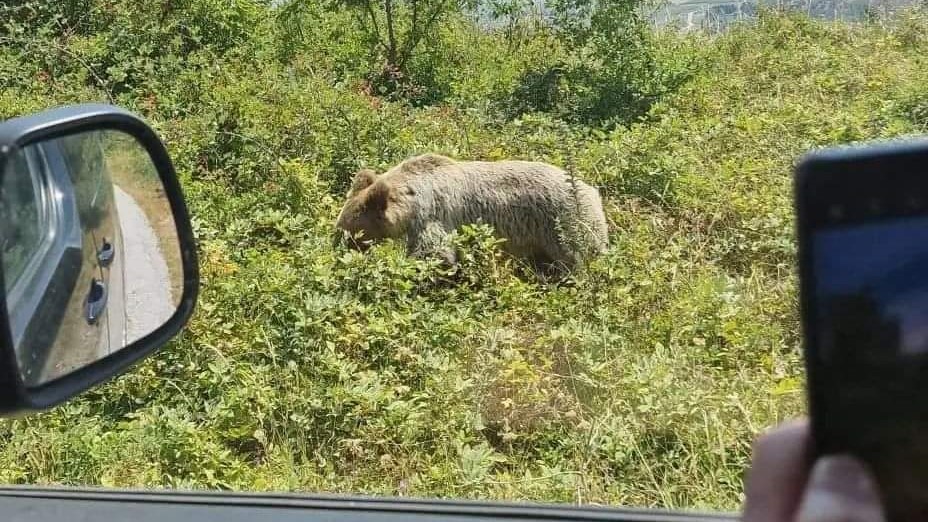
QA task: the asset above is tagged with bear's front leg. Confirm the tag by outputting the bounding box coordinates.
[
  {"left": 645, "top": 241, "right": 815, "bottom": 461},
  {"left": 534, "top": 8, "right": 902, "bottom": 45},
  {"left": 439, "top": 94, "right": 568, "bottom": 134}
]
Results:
[{"left": 407, "top": 221, "right": 457, "bottom": 267}]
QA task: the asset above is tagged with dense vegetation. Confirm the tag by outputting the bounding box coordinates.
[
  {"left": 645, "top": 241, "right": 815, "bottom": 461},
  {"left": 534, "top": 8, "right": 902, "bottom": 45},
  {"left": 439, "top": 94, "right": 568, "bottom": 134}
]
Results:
[{"left": 1, "top": 0, "right": 927, "bottom": 510}]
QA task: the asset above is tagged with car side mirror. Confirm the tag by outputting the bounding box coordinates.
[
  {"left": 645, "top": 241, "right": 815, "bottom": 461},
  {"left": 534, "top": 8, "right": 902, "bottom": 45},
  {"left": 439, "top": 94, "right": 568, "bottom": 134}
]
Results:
[{"left": 0, "top": 103, "right": 198, "bottom": 415}]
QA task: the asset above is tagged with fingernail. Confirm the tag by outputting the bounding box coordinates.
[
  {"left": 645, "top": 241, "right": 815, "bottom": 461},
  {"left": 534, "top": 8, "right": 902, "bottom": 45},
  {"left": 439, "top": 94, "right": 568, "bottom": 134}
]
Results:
[
  {"left": 798, "top": 455, "right": 886, "bottom": 522},
  {"left": 810, "top": 455, "right": 880, "bottom": 499}
]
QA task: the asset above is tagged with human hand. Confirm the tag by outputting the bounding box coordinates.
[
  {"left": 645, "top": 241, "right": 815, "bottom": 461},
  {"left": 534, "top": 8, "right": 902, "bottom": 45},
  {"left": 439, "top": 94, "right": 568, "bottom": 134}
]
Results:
[{"left": 742, "top": 418, "right": 885, "bottom": 522}]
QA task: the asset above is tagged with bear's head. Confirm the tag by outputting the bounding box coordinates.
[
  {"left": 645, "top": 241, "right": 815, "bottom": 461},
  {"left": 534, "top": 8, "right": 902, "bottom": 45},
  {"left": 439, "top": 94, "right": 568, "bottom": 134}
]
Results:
[{"left": 334, "top": 168, "right": 403, "bottom": 251}]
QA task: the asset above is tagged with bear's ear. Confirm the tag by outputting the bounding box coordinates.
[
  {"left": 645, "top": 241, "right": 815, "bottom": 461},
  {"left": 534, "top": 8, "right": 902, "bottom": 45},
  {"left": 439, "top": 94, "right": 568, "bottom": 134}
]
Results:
[
  {"left": 349, "top": 168, "right": 378, "bottom": 195},
  {"left": 363, "top": 182, "right": 390, "bottom": 213}
]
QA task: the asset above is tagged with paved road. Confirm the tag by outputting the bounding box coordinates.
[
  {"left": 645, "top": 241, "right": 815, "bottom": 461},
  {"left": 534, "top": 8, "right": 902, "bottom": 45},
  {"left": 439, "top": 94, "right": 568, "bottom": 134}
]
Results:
[{"left": 113, "top": 185, "right": 175, "bottom": 346}]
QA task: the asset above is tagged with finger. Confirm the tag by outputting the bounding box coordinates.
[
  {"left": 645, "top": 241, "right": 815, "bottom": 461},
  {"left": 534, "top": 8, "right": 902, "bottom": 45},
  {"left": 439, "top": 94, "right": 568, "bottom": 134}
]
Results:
[
  {"left": 743, "top": 418, "right": 812, "bottom": 522},
  {"left": 796, "top": 455, "right": 885, "bottom": 522}
]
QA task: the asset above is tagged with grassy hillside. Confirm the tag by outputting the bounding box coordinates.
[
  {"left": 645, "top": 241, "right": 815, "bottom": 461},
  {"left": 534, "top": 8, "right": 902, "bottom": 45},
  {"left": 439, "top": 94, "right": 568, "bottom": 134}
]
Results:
[{"left": 1, "top": 0, "right": 927, "bottom": 511}]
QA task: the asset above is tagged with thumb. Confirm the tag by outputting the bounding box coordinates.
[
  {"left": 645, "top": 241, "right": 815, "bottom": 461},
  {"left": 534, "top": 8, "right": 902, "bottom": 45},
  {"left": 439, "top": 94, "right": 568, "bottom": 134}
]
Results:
[{"left": 796, "top": 455, "right": 886, "bottom": 522}]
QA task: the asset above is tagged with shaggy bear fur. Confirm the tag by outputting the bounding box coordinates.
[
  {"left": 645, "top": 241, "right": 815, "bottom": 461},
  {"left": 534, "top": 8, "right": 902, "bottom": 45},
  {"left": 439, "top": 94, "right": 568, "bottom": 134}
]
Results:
[{"left": 334, "top": 153, "right": 608, "bottom": 273}]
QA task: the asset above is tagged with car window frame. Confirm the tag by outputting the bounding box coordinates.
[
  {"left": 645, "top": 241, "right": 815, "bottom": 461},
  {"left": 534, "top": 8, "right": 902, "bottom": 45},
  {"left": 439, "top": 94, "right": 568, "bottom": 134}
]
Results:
[
  {"left": 0, "top": 486, "right": 738, "bottom": 522},
  {"left": 2, "top": 146, "right": 54, "bottom": 290},
  {"left": 4, "top": 146, "right": 58, "bottom": 345},
  {"left": 4, "top": 143, "right": 82, "bottom": 354}
]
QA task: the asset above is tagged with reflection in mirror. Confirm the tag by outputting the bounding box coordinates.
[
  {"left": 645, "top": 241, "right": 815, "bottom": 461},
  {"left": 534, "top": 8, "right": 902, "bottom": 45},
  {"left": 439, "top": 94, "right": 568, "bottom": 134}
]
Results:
[{"left": 0, "top": 130, "right": 183, "bottom": 387}]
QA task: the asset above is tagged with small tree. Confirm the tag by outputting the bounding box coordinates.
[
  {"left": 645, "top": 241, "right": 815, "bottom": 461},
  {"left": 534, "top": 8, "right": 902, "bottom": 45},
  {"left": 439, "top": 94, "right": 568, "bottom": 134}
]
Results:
[
  {"left": 338, "top": 0, "right": 473, "bottom": 96},
  {"left": 505, "top": 0, "right": 697, "bottom": 127},
  {"left": 485, "top": 0, "right": 536, "bottom": 49}
]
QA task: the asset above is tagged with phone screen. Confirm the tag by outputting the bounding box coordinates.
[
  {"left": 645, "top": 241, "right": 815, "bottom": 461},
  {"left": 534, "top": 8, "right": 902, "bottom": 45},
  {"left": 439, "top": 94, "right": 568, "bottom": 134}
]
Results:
[{"left": 813, "top": 216, "right": 928, "bottom": 520}]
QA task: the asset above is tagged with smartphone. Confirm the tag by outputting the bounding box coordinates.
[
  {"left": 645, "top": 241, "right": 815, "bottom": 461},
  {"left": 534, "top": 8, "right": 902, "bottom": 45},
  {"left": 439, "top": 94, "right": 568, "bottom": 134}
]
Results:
[{"left": 796, "top": 138, "right": 928, "bottom": 521}]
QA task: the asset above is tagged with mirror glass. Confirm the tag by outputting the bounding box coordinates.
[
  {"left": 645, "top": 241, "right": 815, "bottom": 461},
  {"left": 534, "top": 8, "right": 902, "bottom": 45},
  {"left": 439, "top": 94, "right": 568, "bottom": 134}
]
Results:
[{"left": 0, "top": 129, "right": 183, "bottom": 387}]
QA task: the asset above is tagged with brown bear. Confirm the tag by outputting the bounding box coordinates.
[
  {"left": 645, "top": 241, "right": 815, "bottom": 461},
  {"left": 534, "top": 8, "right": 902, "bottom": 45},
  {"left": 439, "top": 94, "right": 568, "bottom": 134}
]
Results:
[{"left": 334, "top": 153, "right": 608, "bottom": 273}]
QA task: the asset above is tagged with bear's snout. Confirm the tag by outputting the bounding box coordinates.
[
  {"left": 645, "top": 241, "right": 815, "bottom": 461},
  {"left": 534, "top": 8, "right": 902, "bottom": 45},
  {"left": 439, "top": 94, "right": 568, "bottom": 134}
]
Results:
[{"left": 333, "top": 228, "right": 376, "bottom": 252}]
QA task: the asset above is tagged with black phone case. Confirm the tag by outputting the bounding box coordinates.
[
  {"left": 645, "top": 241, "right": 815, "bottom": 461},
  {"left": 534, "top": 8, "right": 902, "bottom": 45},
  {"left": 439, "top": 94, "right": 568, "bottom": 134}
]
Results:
[{"left": 795, "top": 138, "right": 928, "bottom": 520}]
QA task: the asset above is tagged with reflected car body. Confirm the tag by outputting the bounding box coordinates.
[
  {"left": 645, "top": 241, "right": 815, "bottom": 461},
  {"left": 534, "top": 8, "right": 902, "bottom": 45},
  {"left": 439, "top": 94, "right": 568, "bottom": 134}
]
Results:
[{"left": 1, "top": 135, "right": 126, "bottom": 386}]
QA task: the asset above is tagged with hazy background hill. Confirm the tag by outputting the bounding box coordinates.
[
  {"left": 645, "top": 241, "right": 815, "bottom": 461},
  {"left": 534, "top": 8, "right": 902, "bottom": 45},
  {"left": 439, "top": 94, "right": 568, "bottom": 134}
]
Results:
[
  {"left": 468, "top": 0, "right": 918, "bottom": 31},
  {"left": 651, "top": 0, "right": 916, "bottom": 30}
]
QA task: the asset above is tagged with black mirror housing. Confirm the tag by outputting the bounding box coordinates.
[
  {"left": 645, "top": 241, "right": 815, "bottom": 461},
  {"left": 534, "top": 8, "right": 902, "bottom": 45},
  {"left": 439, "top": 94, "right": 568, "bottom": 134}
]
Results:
[{"left": 0, "top": 103, "right": 198, "bottom": 416}]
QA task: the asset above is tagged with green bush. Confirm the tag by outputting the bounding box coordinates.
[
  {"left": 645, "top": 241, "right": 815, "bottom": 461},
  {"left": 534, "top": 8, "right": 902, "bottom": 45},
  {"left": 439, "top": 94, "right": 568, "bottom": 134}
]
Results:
[{"left": 502, "top": 0, "right": 698, "bottom": 126}]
